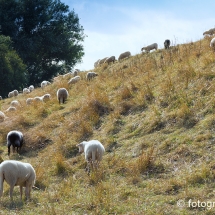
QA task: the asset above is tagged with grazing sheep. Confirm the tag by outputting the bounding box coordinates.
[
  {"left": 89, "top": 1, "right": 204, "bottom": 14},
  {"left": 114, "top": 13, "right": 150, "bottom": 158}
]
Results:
[
  {"left": 26, "top": 98, "right": 34, "bottom": 105},
  {"left": 41, "top": 80, "right": 51, "bottom": 89},
  {"left": 63, "top": 72, "right": 72, "bottom": 79},
  {"left": 118, "top": 51, "right": 131, "bottom": 61},
  {"left": 0, "top": 160, "right": 36, "bottom": 201},
  {"left": 7, "top": 130, "right": 23, "bottom": 156},
  {"left": 164, "top": 39, "right": 170, "bottom": 49},
  {"left": 99, "top": 57, "right": 109, "bottom": 65},
  {"left": 57, "top": 88, "right": 69, "bottom": 104},
  {"left": 42, "top": 93, "right": 51, "bottom": 102},
  {"left": 0, "top": 111, "right": 5, "bottom": 122},
  {"left": 86, "top": 72, "right": 98, "bottom": 81},
  {"left": 94, "top": 59, "right": 100, "bottom": 68},
  {"left": 11, "top": 100, "right": 20, "bottom": 108},
  {"left": 23, "top": 88, "right": 30, "bottom": 94},
  {"left": 77, "top": 140, "right": 105, "bottom": 172},
  {"left": 210, "top": 37, "right": 215, "bottom": 50},
  {"left": 6, "top": 106, "right": 17, "bottom": 112},
  {"left": 13, "top": 90, "right": 19, "bottom": 97},
  {"left": 104, "top": 56, "right": 116, "bottom": 64},
  {"left": 68, "top": 76, "right": 81, "bottom": 85},
  {"left": 8, "top": 91, "right": 14, "bottom": 98},
  {"left": 203, "top": 28, "right": 215, "bottom": 36},
  {"left": 33, "top": 96, "right": 43, "bottom": 102},
  {"left": 29, "top": 85, "right": 34, "bottom": 92},
  {"left": 141, "top": 43, "right": 158, "bottom": 53}
]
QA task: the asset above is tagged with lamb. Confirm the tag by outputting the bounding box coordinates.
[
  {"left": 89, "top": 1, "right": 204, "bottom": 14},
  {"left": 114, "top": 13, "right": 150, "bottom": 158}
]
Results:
[
  {"left": 210, "top": 37, "right": 215, "bottom": 50},
  {"left": 164, "top": 39, "right": 170, "bottom": 49},
  {"left": 42, "top": 93, "right": 51, "bottom": 102},
  {"left": 0, "top": 160, "right": 36, "bottom": 201},
  {"left": 41, "top": 80, "right": 51, "bottom": 89},
  {"left": 7, "top": 130, "right": 23, "bottom": 156},
  {"left": 23, "top": 88, "right": 30, "bottom": 94},
  {"left": 104, "top": 56, "right": 116, "bottom": 64},
  {"left": 57, "top": 88, "right": 69, "bottom": 104},
  {"left": 118, "top": 51, "right": 131, "bottom": 61},
  {"left": 29, "top": 85, "right": 34, "bottom": 92},
  {"left": 77, "top": 140, "right": 105, "bottom": 172},
  {"left": 86, "top": 72, "right": 98, "bottom": 81},
  {"left": 141, "top": 43, "right": 158, "bottom": 53},
  {"left": 203, "top": 28, "right": 215, "bottom": 36},
  {"left": 0, "top": 111, "right": 5, "bottom": 122},
  {"left": 68, "top": 76, "right": 81, "bottom": 85}
]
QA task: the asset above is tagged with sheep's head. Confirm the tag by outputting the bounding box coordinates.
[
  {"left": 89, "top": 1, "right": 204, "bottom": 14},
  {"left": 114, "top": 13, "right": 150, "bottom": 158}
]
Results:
[{"left": 77, "top": 142, "right": 85, "bottom": 153}]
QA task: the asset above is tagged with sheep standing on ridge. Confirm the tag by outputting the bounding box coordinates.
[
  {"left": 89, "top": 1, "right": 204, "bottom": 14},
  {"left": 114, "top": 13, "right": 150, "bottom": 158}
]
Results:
[
  {"left": 7, "top": 130, "right": 23, "bottom": 156},
  {"left": 57, "top": 88, "right": 69, "bottom": 104},
  {"left": 164, "top": 39, "right": 170, "bottom": 49},
  {"left": 29, "top": 85, "right": 34, "bottom": 92},
  {"left": 8, "top": 90, "right": 19, "bottom": 98},
  {"left": 141, "top": 43, "right": 158, "bottom": 53},
  {"left": 77, "top": 140, "right": 105, "bottom": 173},
  {"left": 86, "top": 72, "right": 98, "bottom": 81},
  {"left": 0, "top": 160, "right": 36, "bottom": 201},
  {"left": 23, "top": 88, "right": 30, "bottom": 94},
  {"left": 210, "top": 37, "right": 215, "bottom": 51},
  {"left": 94, "top": 59, "right": 100, "bottom": 68},
  {"left": 203, "top": 28, "right": 215, "bottom": 36},
  {"left": 68, "top": 76, "right": 81, "bottom": 85},
  {"left": 104, "top": 56, "right": 116, "bottom": 64},
  {"left": 99, "top": 57, "right": 109, "bottom": 65},
  {"left": 118, "top": 51, "right": 131, "bottom": 61}
]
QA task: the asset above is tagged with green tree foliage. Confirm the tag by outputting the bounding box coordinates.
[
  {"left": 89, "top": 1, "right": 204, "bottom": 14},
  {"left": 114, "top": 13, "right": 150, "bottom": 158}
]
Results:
[
  {"left": 0, "top": 0, "right": 85, "bottom": 85},
  {"left": 0, "top": 35, "right": 27, "bottom": 98}
]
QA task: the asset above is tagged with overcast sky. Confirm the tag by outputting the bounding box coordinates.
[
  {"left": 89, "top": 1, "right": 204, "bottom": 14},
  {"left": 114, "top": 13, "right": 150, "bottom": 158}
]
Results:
[{"left": 61, "top": 0, "right": 215, "bottom": 71}]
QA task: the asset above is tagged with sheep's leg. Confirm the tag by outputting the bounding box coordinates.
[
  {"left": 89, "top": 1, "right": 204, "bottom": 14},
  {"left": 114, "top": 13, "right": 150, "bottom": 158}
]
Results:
[
  {"left": 8, "top": 146, "right": 10, "bottom": 156},
  {"left": 9, "top": 185, "right": 14, "bottom": 201},
  {"left": 25, "top": 186, "right": 30, "bottom": 200},
  {"left": 20, "top": 186, "right": 23, "bottom": 200},
  {"left": 91, "top": 151, "right": 96, "bottom": 169}
]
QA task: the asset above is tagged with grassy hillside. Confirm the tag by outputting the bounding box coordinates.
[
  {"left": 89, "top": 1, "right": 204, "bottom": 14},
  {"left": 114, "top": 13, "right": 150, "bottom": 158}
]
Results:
[{"left": 1, "top": 36, "right": 215, "bottom": 214}]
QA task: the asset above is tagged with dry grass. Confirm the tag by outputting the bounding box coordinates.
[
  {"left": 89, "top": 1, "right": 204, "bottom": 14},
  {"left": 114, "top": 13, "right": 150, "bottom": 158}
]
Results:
[{"left": 1, "top": 36, "right": 215, "bottom": 214}]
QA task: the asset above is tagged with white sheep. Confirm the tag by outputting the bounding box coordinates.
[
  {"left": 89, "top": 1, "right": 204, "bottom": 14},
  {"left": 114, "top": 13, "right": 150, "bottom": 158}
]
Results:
[
  {"left": 0, "top": 160, "right": 36, "bottom": 201},
  {"left": 104, "top": 56, "right": 116, "bottom": 64},
  {"left": 210, "top": 37, "right": 215, "bottom": 50},
  {"left": 6, "top": 106, "right": 17, "bottom": 112},
  {"left": 0, "top": 111, "right": 5, "bottom": 122},
  {"left": 203, "top": 28, "right": 215, "bottom": 36},
  {"left": 0, "top": 96, "right": 2, "bottom": 100},
  {"left": 8, "top": 90, "right": 18, "bottom": 98},
  {"left": 13, "top": 90, "right": 19, "bottom": 97},
  {"left": 99, "top": 57, "right": 109, "bottom": 65},
  {"left": 164, "top": 39, "right": 170, "bottom": 49},
  {"left": 26, "top": 98, "right": 34, "bottom": 105},
  {"left": 7, "top": 130, "right": 23, "bottom": 156},
  {"left": 77, "top": 140, "right": 105, "bottom": 172},
  {"left": 29, "top": 85, "right": 34, "bottom": 92},
  {"left": 141, "top": 43, "right": 158, "bottom": 53},
  {"left": 42, "top": 93, "right": 51, "bottom": 102},
  {"left": 23, "top": 88, "right": 30, "bottom": 94},
  {"left": 86, "top": 72, "right": 98, "bottom": 81},
  {"left": 63, "top": 72, "right": 73, "bottom": 79},
  {"left": 33, "top": 96, "right": 43, "bottom": 102},
  {"left": 57, "top": 88, "right": 69, "bottom": 104},
  {"left": 118, "top": 51, "right": 131, "bottom": 61},
  {"left": 41, "top": 80, "right": 51, "bottom": 89},
  {"left": 94, "top": 59, "right": 100, "bottom": 68},
  {"left": 11, "top": 100, "right": 20, "bottom": 108},
  {"left": 68, "top": 76, "right": 81, "bottom": 85}
]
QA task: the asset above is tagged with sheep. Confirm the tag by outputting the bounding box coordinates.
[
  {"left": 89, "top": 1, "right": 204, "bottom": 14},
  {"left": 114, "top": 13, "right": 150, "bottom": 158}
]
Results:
[
  {"left": 203, "top": 28, "right": 215, "bottom": 36},
  {"left": 141, "top": 43, "right": 158, "bottom": 53},
  {"left": 11, "top": 100, "right": 20, "bottom": 108},
  {"left": 77, "top": 140, "right": 105, "bottom": 172},
  {"left": 57, "top": 88, "right": 69, "bottom": 104},
  {"left": 68, "top": 76, "right": 81, "bottom": 85},
  {"left": 94, "top": 59, "right": 100, "bottom": 68},
  {"left": 8, "top": 90, "right": 18, "bottom": 98},
  {"left": 0, "top": 96, "right": 2, "bottom": 100},
  {"left": 63, "top": 72, "right": 73, "bottom": 79},
  {"left": 99, "top": 57, "right": 109, "bottom": 65},
  {"left": 41, "top": 80, "right": 51, "bottom": 89},
  {"left": 210, "top": 37, "right": 215, "bottom": 50},
  {"left": 86, "top": 72, "right": 98, "bottom": 81},
  {"left": 33, "top": 96, "right": 43, "bottom": 102},
  {"left": 29, "top": 85, "right": 34, "bottom": 92},
  {"left": 6, "top": 106, "right": 17, "bottom": 112},
  {"left": 26, "top": 98, "right": 34, "bottom": 105},
  {"left": 118, "top": 51, "right": 131, "bottom": 61},
  {"left": 104, "top": 56, "right": 116, "bottom": 64},
  {"left": 0, "top": 111, "right": 5, "bottom": 122},
  {"left": 7, "top": 130, "right": 23, "bottom": 156},
  {"left": 42, "top": 93, "right": 51, "bottom": 102},
  {"left": 164, "top": 39, "right": 170, "bottom": 49},
  {"left": 13, "top": 90, "right": 19, "bottom": 97},
  {"left": 0, "top": 160, "right": 36, "bottom": 201},
  {"left": 23, "top": 88, "right": 30, "bottom": 94}
]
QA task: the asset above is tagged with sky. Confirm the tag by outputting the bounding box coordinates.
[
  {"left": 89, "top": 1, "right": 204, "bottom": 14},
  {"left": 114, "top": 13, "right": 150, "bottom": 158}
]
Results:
[{"left": 61, "top": 0, "right": 215, "bottom": 71}]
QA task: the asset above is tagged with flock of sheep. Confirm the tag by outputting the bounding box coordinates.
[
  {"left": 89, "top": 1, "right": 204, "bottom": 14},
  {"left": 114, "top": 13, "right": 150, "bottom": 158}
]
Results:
[{"left": 1, "top": 27, "right": 215, "bottom": 201}]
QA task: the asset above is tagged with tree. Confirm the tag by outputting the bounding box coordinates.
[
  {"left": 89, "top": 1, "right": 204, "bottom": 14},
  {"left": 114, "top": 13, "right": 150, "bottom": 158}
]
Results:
[
  {"left": 0, "top": 35, "right": 27, "bottom": 98},
  {"left": 0, "top": 0, "right": 85, "bottom": 85}
]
